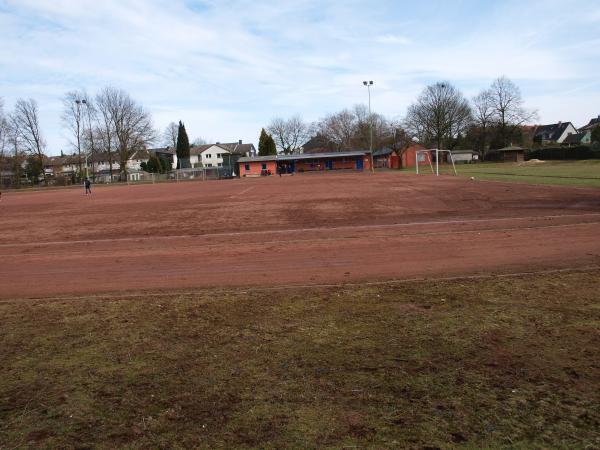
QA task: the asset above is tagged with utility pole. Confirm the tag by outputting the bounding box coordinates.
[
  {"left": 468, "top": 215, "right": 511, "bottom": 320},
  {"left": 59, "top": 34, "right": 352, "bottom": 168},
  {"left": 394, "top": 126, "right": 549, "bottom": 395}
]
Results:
[{"left": 362, "top": 81, "right": 375, "bottom": 173}]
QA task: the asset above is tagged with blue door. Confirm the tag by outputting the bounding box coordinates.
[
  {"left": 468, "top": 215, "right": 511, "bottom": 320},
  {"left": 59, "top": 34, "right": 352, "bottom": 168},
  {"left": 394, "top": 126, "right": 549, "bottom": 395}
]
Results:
[
  {"left": 326, "top": 160, "right": 333, "bottom": 170},
  {"left": 356, "top": 158, "right": 364, "bottom": 170}
]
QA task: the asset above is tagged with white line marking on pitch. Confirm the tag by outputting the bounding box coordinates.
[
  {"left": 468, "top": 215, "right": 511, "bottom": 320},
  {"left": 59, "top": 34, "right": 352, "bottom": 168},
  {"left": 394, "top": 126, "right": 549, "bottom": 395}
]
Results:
[
  {"left": 1, "top": 212, "right": 600, "bottom": 249},
  {"left": 229, "top": 186, "right": 255, "bottom": 198},
  {"left": 4, "top": 265, "right": 599, "bottom": 303}
]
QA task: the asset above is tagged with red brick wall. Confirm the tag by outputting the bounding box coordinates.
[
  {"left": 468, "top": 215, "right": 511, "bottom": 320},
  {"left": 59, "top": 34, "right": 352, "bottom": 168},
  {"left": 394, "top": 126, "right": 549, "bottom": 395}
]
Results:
[{"left": 401, "top": 145, "right": 429, "bottom": 168}]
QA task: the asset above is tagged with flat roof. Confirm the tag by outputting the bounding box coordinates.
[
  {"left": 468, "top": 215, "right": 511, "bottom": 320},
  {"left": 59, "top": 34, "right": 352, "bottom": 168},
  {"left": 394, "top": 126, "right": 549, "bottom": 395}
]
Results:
[{"left": 238, "top": 150, "right": 369, "bottom": 163}]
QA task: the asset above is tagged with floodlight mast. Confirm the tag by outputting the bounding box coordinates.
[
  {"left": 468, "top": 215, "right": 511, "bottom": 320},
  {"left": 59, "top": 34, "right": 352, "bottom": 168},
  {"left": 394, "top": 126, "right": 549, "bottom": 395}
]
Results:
[{"left": 362, "top": 80, "right": 375, "bottom": 173}]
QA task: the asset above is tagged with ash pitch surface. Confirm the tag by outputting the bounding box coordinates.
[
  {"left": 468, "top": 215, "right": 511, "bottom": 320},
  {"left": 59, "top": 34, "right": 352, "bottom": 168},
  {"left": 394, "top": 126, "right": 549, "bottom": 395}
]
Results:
[{"left": 1, "top": 172, "right": 600, "bottom": 299}]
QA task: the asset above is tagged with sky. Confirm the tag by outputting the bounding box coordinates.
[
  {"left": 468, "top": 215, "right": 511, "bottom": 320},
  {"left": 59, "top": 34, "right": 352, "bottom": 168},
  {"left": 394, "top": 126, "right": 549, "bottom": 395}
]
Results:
[{"left": 1, "top": 0, "right": 599, "bottom": 155}]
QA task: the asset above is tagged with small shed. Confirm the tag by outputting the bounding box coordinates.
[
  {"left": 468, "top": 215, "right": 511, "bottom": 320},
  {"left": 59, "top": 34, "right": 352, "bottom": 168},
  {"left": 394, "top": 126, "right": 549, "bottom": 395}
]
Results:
[
  {"left": 487, "top": 146, "right": 526, "bottom": 162},
  {"left": 446, "top": 149, "right": 479, "bottom": 164}
]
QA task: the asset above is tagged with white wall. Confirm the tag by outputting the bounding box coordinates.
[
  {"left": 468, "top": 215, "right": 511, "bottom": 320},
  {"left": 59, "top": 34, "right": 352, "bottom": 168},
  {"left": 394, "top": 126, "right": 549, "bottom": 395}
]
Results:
[
  {"left": 557, "top": 123, "right": 578, "bottom": 143},
  {"left": 200, "top": 145, "right": 230, "bottom": 167}
]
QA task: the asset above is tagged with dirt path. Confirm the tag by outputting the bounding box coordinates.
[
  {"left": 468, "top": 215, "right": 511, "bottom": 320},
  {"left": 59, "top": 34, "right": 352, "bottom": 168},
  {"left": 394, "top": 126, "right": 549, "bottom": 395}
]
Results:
[{"left": 1, "top": 173, "right": 599, "bottom": 299}]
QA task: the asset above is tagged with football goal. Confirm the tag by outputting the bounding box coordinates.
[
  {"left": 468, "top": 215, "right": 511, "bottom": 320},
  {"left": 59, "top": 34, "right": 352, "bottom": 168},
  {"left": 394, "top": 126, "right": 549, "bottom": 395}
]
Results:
[{"left": 415, "top": 149, "right": 457, "bottom": 176}]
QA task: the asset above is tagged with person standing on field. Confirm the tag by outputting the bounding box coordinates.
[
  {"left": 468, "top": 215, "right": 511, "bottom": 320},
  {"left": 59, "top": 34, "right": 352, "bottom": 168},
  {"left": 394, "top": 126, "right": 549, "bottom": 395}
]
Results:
[{"left": 84, "top": 178, "right": 92, "bottom": 195}]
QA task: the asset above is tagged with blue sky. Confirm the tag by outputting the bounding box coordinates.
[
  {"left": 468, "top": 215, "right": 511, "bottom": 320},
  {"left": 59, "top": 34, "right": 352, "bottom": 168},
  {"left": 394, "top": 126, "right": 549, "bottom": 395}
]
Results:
[{"left": 1, "top": 0, "right": 599, "bottom": 155}]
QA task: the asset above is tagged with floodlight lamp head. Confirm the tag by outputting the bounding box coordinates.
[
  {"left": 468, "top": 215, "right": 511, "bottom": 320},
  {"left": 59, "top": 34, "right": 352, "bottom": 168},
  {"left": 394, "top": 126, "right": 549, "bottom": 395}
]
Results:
[
  {"left": 363, "top": 81, "right": 367, "bottom": 85},
  {"left": 81, "top": 99, "right": 87, "bottom": 104},
  {"left": 75, "top": 100, "right": 81, "bottom": 104},
  {"left": 369, "top": 81, "right": 373, "bottom": 85}
]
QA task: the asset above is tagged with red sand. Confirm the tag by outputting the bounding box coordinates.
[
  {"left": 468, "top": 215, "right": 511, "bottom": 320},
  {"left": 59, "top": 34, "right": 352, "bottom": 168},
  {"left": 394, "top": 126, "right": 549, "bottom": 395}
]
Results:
[{"left": 1, "top": 172, "right": 600, "bottom": 299}]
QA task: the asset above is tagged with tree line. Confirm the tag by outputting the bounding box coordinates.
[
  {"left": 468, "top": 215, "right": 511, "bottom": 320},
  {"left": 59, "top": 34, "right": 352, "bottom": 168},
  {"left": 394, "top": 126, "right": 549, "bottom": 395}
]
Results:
[
  {"left": 0, "top": 87, "right": 156, "bottom": 186},
  {"left": 262, "top": 76, "right": 539, "bottom": 161}
]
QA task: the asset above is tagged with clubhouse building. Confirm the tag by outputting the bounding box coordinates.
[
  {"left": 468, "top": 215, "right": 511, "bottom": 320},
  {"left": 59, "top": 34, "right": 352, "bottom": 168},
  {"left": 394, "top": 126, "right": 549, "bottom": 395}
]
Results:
[{"left": 237, "top": 150, "right": 372, "bottom": 176}]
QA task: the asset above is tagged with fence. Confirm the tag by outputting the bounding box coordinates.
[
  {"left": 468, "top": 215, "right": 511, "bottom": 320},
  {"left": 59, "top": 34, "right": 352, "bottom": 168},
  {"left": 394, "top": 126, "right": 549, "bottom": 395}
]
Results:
[{"left": 126, "top": 167, "right": 235, "bottom": 184}]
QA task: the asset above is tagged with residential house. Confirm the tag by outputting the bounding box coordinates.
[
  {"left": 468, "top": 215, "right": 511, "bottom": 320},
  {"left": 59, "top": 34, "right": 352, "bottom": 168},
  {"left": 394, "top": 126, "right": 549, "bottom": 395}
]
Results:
[
  {"left": 533, "top": 122, "right": 578, "bottom": 145},
  {"left": 193, "top": 140, "right": 256, "bottom": 168},
  {"left": 578, "top": 115, "right": 600, "bottom": 133},
  {"left": 148, "top": 147, "right": 177, "bottom": 170},
  {"left": 562, "top": 131, "right": 592, "bottom": 146}
]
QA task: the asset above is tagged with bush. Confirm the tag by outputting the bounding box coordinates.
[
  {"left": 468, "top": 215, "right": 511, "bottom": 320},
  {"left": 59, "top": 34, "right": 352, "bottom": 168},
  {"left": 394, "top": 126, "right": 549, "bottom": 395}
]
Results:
[{"left": 526, "top": 145, "right": 599, "bottom": 160}]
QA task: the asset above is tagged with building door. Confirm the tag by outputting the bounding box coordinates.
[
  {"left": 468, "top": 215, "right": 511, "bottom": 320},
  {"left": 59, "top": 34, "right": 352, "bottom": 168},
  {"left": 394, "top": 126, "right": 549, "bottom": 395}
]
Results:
[
  {"left": 326, "top": 160, "right": 333, "bottom": 170},
  {"left": 356, "top": 158, "right": 364, "bottom": 170}
]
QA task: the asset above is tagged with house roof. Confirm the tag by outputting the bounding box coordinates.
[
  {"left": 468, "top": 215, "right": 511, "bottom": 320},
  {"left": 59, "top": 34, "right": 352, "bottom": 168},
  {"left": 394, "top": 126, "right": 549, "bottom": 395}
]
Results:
[
  {"left": 534, "top": 122, "right": 574, "bottom": 141},
  {"left": 238, "top": 150, "right": 370, "bottom": 163},
  {"left": 189, "top": 142, "right": 256, "bottom": 156},
  {"left": 579, "top": 116, "right": 600, "bottom": 132},
  {"left": 148, "top": 146, "right": 175, "bottom": 154},
  {"left": 372, "top": 148, "right": 394, "bottom": 157}
]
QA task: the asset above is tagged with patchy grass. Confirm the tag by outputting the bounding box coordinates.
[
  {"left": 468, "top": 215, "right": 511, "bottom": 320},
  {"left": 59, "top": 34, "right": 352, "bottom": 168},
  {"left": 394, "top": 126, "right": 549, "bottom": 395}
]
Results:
[
  {"left": 1, "top": 270, "right": 599, "bottom": 448},
  {"left": 454, "top": 160, "right": 600, "bottom": 187}
]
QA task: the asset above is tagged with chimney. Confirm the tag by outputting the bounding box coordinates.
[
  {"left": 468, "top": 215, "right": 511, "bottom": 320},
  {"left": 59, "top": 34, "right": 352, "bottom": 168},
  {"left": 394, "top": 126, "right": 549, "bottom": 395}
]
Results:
[
  {"left": 239, "top": 139, "right": 242, "bottom": 145},
  {"left": 557, "top": 121, "right": 562, "bottom": 126},
  {"left": 216, "top": 141, "right": 220, "bottom": 144}
]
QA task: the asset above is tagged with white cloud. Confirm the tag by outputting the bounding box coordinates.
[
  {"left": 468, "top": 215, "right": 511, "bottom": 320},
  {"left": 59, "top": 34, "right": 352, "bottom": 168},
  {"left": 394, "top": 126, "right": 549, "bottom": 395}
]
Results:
[
  {"left": 0, "top": 0, "right": 599, "bottom": 154},
  {"left": 375, "top": 34, "right": 410, "bottom": 45}
]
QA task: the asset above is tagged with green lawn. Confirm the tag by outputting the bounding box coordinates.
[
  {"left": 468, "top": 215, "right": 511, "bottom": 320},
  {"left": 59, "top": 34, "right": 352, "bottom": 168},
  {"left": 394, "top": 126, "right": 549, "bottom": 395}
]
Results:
[
  {"left": 1, "top": 270, "right": 599, "bottom": 448},
  {"left": 452, "top": 160, "right": 600, "bottom": 187}
]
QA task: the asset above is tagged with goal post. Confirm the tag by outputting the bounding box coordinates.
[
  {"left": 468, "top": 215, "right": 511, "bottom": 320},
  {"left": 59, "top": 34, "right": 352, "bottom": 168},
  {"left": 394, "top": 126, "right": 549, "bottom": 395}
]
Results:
[{"left": 416, "top": 149, "right": 457, "bottom": 176}]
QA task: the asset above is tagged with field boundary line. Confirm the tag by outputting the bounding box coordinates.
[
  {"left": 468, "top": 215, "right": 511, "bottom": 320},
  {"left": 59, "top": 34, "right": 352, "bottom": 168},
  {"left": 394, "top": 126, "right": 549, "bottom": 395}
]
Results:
[
  {"left": 2, "top": 220, "right": 600, "bottom": 257},
  {"left": 464, "top": 171, "right": 600, "bottom": 180},
  {"left": 4, "top": 265, "right": 599, "bottom": 303},
  {"left": 2, "top": 212, "right": 600, "bottom": 249}
]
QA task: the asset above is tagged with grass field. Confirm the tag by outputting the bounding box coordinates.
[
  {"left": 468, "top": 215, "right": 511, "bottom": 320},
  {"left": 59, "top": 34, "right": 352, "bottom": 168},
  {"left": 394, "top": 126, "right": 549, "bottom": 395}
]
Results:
[
  {"left": 452, "top": 160, "right": 600, "bottom": 187},
  {"left": 1, "top": 269, "right": 599, "bottom": 449}
]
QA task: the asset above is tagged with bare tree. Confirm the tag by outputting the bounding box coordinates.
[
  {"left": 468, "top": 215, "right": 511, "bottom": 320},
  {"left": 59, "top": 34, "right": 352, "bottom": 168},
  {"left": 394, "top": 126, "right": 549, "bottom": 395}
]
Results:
[
  {"left": 13, "top": 98, "right": 47, "bottom": 185},
  {"left": 6, "top": 111, "right": 24, "bottom": 186},
  {"left": 192, "top": 137, "right": 207, "bottom": 146},
  {"left": 316, "top": 109, "right": 357, "bottom": 150},
  {"left": 81, "top": 98, "right": 99, "bottom": 180},
  {"left": 471, "top": 90, "right": 495, "bottom": 156},
  {"left": 163, "top": 122, "right": 178, "bottom": 148},
  {"left": 0, "top": 98, "right": 8, "bottom": 160},
  {"left": 404, "top": 82, "right": 472, "bottom": 149},
  {"left": 61, "top": 91, "right": 89, "bottom": 177},
  {"left": 488, "top": 76, "right": 537, "bottom": 147},
  {"left": 267, "top": 115, "right": 310, "bottom": 154},
  {"left": 96, "top": 87, "right": 156, "bottom": 180},
  {"left": 95, "top": 92, "right": 117, "bottom": 180}
]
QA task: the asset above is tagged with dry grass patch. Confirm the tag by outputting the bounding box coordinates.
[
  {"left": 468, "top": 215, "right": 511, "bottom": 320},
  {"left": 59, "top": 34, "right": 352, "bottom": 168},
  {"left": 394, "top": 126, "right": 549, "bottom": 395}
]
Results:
[{"left": 1, "top": 271, "right": 599, "bottom": 448}]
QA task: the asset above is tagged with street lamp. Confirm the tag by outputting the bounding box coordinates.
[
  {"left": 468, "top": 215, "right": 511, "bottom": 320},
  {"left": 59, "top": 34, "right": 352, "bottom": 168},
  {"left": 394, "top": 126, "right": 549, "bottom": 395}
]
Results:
[{"left": 362, "top": 81, "right": 375, "bottom": 173}]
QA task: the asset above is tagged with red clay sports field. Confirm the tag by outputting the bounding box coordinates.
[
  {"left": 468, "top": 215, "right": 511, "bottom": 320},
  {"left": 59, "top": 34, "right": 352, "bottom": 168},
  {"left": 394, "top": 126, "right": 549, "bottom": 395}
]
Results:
[{"left": 1, "top": 171, "right": 600, "bottom": 299}]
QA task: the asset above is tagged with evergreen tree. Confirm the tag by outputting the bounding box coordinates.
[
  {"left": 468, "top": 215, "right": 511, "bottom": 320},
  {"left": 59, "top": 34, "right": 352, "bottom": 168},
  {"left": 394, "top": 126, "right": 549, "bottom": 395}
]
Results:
[
  {"left": 258, "top": 128, "right": 277, "bottom": 156},
  {"left": 176, "top": 120, "right": 191, "bottom": 168},
  {"left": 146, "top": 154, "right": 163, "bottom": 173},
  {"left": 266, "top": 133, "right": 277, "bottom": 155},
  {"left": 258, "top": 128, "right": 269, "bottom": 156}
]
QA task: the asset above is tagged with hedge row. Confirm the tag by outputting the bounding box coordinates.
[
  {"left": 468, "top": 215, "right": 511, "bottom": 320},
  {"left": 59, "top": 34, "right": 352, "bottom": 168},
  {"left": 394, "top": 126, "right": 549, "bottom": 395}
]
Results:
[{"left": 526, "top": 145, "right": 600, "bottom": 160}]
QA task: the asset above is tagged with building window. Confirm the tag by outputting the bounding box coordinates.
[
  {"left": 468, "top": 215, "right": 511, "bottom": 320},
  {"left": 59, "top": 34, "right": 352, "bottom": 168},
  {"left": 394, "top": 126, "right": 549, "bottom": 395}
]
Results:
[
  {"left": 217, "top": 163, "right": 222, "bottom": 167},
  {"left": 262, "top": 163, "right": 267, "bottom": 170},
  {"left": 245, "top": 164, "right": 250, "bottom": 171},
  {"left": 206, "top": 163, "right": 213, "bottom": 167},
  {"left": 205, "top": 154, "right": 211, "bottom": 158}
]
